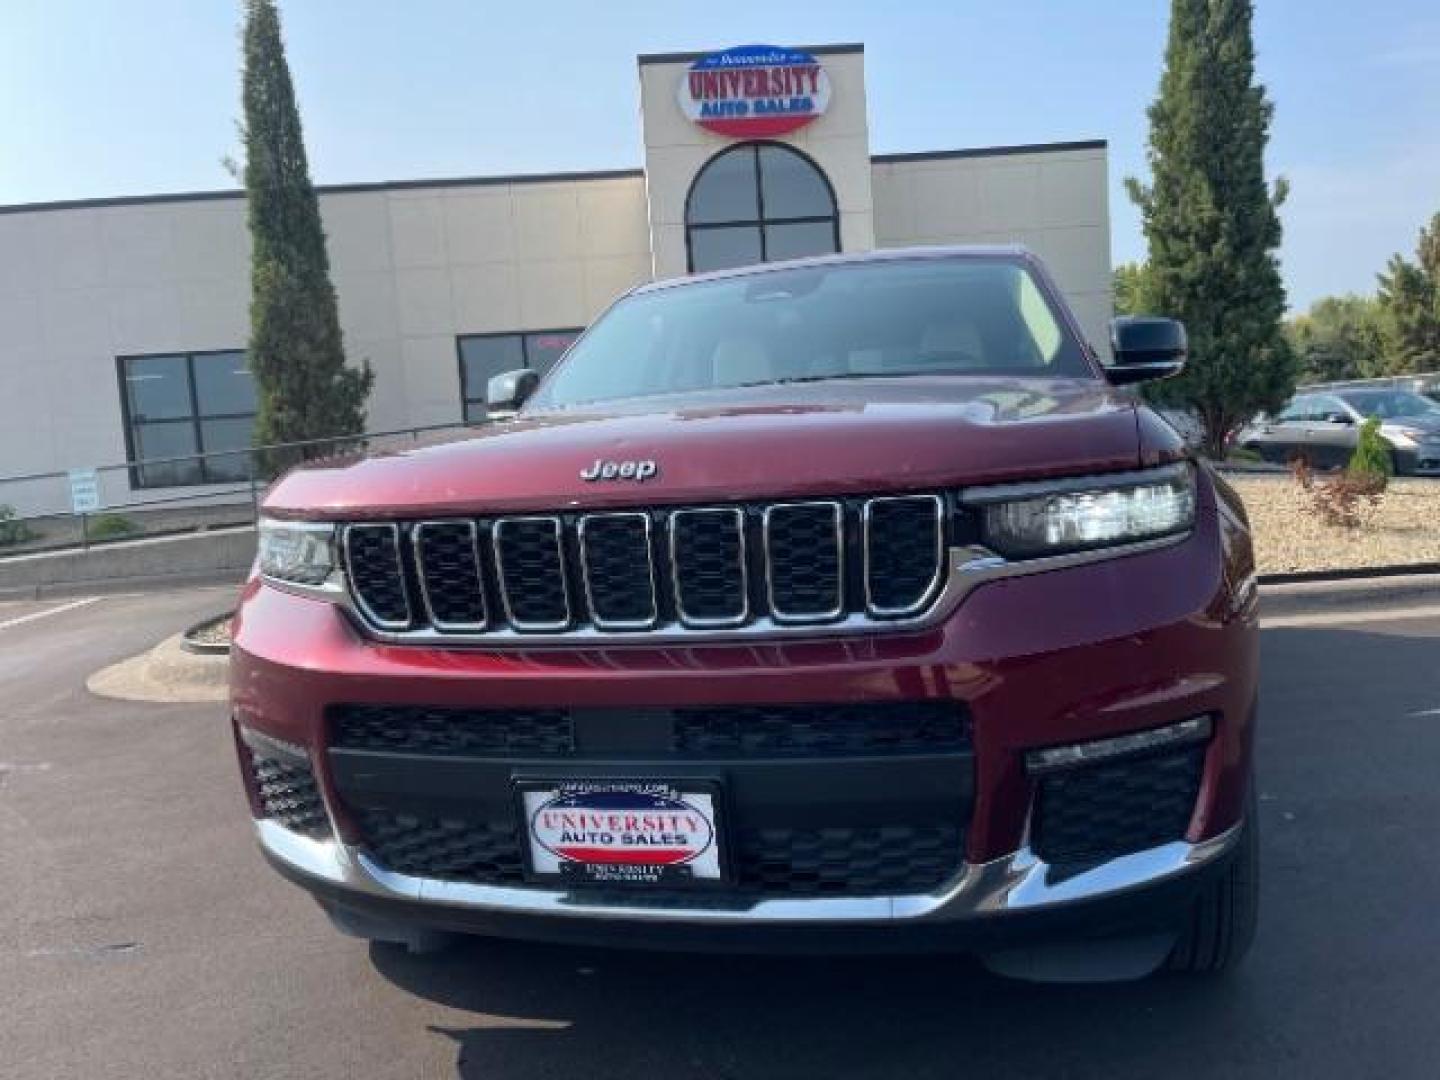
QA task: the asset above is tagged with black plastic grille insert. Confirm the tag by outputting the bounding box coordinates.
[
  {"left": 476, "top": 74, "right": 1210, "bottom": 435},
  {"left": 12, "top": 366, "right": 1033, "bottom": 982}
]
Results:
[
  {"left": 252, "top": 754, "right": 329, "bottom": 839},
  {"left": 334, "top": 493, "right": 952, "bottom": 637},
  {"left": 494, "top": 518, "right": 569, "bottom": 627},
  {"left": 332, "top": 705, "right": 575, "bottom": 756},
  {"left": 1032, "top": 746, "right": 1205, "bottom": 866},
  {"left": 766, "top": 502, "right": 842, "bottom": 619},
  {"left": 345, "top": 524, "right": 411, "bottom": 626},
  {"left": 580, "top": 514, "right": 657, "bottom": 627},
  {"left": 865, "top": 496, "right": 944, "bottom": 614},
  {"left": 414, "top": 522, "right": 486, "bottom": 627},
  {"left": 673, "top": 702, "right": 968, "bottom": 757},
  {"left": 352, "top": 811, "right": 962, "bottom": 896},
  {"left": 671, "top": 508, "right": 747, "bottom": 624}
]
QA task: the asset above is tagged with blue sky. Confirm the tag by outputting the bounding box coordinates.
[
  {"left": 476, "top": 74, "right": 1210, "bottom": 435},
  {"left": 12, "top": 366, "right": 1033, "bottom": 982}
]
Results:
[{"left": 2, "top": 0, "right": 1437, "bottom": 310}]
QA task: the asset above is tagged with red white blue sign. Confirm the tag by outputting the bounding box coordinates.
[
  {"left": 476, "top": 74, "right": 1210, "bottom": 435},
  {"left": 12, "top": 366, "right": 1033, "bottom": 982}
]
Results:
[
  {"left": 523, "top": 782, "right": 722, "bottom": 885},
  {"left": 678, "top": 45, "right": 831, "bottom": 139}
]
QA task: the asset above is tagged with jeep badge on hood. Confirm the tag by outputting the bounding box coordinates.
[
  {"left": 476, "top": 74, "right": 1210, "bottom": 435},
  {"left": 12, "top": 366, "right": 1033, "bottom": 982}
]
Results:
[{"left": 580, "top": 459, "right": 658, "bottom": 482}]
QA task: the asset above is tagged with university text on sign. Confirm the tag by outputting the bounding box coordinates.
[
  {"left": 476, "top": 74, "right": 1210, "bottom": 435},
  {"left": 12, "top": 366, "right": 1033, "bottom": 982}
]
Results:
[{"left": 678, "top": 45, "right": 831, "bottom": 138}]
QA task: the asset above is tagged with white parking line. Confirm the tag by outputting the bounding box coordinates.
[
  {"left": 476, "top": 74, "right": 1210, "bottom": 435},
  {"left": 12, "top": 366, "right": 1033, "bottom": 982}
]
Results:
[
  {"left": 1262, "top": 604, "right": 1440, "bottom": 630},
  {"left": 0, "top": 597, "right": 102, "bottom": 632}
]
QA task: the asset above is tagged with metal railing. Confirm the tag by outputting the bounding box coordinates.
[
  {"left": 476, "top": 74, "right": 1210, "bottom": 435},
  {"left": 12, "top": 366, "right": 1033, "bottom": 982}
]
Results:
[{"left": 0, "top": 422, "right": 477, "bottom": 555}]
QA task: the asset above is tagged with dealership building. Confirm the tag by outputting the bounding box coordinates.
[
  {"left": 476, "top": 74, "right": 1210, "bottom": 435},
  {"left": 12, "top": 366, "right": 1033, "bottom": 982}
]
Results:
[{"left": 0, "top": 43, "right": 1111, "bottom": 513}]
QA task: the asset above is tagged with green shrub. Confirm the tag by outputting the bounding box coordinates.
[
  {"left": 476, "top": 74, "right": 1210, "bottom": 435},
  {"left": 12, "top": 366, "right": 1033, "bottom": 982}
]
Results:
[
  {"left": 0, "top": 504, "right": 34, "bottom": 547},
  {"left": 88, "top": 513, "right": 139, "bottom": 541},
  {"left": 1349, "top": 417, "right": 1393, "bottom": 484}
]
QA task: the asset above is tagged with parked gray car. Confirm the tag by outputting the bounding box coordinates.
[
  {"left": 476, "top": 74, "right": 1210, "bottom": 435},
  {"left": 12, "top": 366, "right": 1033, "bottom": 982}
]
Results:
[{"left": 1241, "top": 389, "right": 1440, "bottom": 474}]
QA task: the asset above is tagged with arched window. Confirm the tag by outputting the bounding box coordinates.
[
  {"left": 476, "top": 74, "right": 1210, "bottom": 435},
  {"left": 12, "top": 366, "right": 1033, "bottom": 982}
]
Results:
[{"left": 685, "top": 142, "right": 839, "bottom": 273}]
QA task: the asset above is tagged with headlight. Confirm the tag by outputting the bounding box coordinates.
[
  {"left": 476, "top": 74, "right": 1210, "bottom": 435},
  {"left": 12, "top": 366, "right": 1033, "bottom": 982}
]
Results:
[
  {"left": 967, "top": 464, "right": 1196, "bottom": 559},
  {"left": 257, "top": 518, "right": 337, "bottom": 585}
]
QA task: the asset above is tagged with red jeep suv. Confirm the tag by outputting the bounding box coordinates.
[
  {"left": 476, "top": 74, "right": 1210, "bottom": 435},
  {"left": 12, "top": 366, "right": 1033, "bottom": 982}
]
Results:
[{"left": 232, "top": 248, "right": 1259, "bottom": 981}]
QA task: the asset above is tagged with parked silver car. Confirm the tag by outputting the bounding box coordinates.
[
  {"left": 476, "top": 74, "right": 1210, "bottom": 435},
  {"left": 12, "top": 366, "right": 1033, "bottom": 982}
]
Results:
[{"left": 1241, "top": 389, "right": 1440, "bottom": 474}]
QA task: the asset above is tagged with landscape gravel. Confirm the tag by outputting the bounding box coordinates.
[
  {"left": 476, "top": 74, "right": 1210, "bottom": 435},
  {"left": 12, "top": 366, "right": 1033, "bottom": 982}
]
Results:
[{"left": 1226, "top": 474, "right": 1440, "bottom": 575}]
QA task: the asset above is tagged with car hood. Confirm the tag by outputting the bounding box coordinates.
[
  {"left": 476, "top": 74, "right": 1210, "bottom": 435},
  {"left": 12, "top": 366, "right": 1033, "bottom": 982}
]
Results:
[
  {"left": 264, "top": 377, "right": 1143, "bottom": 519},
  {"left": 1382, "top": 413, "right": 1440, "bottom": 434}
]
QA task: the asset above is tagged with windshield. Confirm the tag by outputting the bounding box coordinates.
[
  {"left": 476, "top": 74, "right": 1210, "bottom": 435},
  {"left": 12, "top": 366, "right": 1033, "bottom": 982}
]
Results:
[
  {"left": 529, "top": 257, "right": 1092, "bottom": 409},
  {"left": 1338, "top": 390, "right": 1440, "bottom": 420}
]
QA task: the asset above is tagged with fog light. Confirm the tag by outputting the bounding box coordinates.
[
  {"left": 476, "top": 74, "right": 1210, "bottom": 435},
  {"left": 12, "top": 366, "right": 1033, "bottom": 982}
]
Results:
[{"left": 1024, "top": 715, "right": 1212, "bottom": 776}]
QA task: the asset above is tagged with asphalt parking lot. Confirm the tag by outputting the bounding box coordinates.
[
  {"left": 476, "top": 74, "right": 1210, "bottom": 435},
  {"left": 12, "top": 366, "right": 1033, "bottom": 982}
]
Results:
[{"left": 4, "top": 586, "right": 1440, "bottom": 1079}]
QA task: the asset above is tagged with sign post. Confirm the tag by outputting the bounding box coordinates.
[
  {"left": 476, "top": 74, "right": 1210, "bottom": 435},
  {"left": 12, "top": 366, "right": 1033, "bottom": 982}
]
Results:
[{"left": 68, "top": 468, "right": 100, "bottom": 550}]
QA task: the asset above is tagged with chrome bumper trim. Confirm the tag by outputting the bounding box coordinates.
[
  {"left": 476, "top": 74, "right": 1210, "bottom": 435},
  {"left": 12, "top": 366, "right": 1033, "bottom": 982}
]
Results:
[{"left": 256, "top": 818, "right": 1240, "bottom": 925}]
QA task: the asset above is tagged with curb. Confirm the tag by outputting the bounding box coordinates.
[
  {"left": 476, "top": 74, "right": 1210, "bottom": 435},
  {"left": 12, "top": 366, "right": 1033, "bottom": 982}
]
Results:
[
  {"left": 1258, "top": 563, "right": 1440, "bottom": 586},
  {"left": 1258, "top": 570, "right": 1440, "bottom": 619},
  {"left": 0, "top": 568, "right": 246, "bottom": 602},
  {"left": 181, "top": 613, "right": 233, "bottom": 656}
]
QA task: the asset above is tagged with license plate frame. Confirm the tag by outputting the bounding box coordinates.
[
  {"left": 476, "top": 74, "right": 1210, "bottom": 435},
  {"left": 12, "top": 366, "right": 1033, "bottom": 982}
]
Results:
[{"left": 516, "top": 778, "right": 727, "bottom": 888}]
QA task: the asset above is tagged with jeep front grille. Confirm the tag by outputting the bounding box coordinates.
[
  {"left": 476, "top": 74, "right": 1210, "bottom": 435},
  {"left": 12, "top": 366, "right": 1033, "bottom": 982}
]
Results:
[{"left": 340, "top": 494, "right": 949, "bottom": 640}]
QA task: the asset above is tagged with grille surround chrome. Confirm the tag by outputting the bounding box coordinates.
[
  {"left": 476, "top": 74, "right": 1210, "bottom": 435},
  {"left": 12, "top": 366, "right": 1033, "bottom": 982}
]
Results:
[
  {"left": 862, "top": 495, "right": 946, "bottom": 618},
  {"left": 763, "top": 501, "right": 845, "bottom": 625},
  {"left": 577, "top": 512, "right": 660, "bottom": 631},
  {"left": 343, "top": 523, "right": 412, "bottom": 630},
  {"left": 669, "top": 507, "right": 750, "bottom": 629},
  {"left": 412, "top": 520, "right": 488, "bottom": 632},
  {"left": 492, "top": 515, "right": 571, "bottom": 631}
]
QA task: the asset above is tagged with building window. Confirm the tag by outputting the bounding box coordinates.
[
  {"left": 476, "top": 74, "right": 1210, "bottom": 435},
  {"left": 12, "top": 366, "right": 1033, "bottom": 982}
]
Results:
[
  {"left": 118, "top": 350, "right": 256, "bottom": 488},
  {"left": 686, "top": 142, "right": 840, "bottom": 273},
  {"left": 458, "top": 330, "right": 582, "bottom": 421}
]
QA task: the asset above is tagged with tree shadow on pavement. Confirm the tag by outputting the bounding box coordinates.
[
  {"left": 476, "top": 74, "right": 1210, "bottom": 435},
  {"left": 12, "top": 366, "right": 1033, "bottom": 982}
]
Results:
[{"left": 369, "top": 622, "right": 1440, "bottom": 1080}]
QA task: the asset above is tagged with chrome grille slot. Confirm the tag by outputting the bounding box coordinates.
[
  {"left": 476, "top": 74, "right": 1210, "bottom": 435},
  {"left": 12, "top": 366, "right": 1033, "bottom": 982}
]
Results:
[
  {"left": 344, "top": 523, "right": 411, "bottom": 628},
  {"left": 863, "top": 495, "right": 945, "bottom": 616},
  {"left": 413, "top": 521, "right": 487, "bottom": 630},
  {"left": 493, "top": 516, "right": 570, "bottom": 630},
  {"left": 578, "top": 513, "right": 658, "bottom": 629},
  {"left": 670, "top": 508, "right": 748, "bottom": 627},
  {"left": 332, "top": 493, "right": 955, "bottom": 641},
  {"left": 764, "top": 501, "right": 843, "bottom": 623}
]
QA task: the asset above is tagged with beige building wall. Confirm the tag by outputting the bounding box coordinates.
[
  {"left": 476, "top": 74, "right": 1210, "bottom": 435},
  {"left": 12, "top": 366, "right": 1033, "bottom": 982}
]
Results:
[
  {"left": 638, "top": 44, "right": 875, "bottom": 279},
  {"left": 871, "top": 143, "right": 1113, "bottom": 355},
  {"left": 0, "top": 43, "right": 1113, "bottom": 515},
  {"left": 0, "top": 173, "right": 651, "bottom": 511}
]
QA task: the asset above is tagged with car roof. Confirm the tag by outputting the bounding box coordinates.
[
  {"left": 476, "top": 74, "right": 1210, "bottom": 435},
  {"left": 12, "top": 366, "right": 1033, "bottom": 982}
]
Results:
[{"left": 630, "top": 245, "right": 1040, "bottom": 297}]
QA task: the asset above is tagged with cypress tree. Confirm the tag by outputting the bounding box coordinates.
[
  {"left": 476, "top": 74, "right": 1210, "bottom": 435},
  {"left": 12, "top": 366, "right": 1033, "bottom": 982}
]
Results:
[
  {"left": 1126, "top": 0, "right": 1294, "bottom": 460},
  {"left": 241, "top": 0, "right": 371, "bottom": 473}
]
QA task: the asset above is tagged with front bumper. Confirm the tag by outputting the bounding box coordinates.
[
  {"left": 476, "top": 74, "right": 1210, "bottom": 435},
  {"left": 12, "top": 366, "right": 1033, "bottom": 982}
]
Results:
[
  {"left": 257, "top": 816, "right": 1241, "bottom": 945},
  {"left": 232, "top": 481, "right": 1258, "bottom": 943}
]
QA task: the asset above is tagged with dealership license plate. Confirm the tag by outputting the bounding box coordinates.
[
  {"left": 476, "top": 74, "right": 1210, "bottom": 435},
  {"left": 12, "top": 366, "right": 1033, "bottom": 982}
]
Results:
[{"left": 519, "top": 780, "right": 724, "bottom": 886}]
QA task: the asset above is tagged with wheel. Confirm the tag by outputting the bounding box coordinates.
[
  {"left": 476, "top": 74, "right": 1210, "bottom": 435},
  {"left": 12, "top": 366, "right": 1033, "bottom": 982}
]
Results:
[
  {"left": 1166, "top": 789, "right": 1259, "bottom": 974},
  {"left": 1389, "top": 446, "right": 1408, "bottom": 477}
]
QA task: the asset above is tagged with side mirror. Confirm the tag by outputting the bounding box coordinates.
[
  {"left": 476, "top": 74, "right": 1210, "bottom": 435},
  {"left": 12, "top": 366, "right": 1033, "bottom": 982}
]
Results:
[
  {"left": 1106, "top": 317, "right": 1187, "bottom": 386},
  {"left": 485, "top": 368, "right": 540, "bottom": 419},
  {"left": 1321, "top": 412, "right": 1353, "bottom": 425}
]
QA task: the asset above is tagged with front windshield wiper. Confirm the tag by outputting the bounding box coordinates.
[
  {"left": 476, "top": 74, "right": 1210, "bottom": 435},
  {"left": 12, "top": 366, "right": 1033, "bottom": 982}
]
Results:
[{"left": 728, "top": 372, "right": 930, "bottom": 389}]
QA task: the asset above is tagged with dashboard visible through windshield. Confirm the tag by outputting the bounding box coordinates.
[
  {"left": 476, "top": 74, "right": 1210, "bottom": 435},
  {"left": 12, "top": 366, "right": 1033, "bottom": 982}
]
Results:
[{"left": 528, "top": 257, "right": 1093, "bottom": 410}]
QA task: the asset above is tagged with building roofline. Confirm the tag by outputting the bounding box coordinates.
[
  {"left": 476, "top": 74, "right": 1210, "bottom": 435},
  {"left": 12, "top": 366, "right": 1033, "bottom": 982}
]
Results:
[
  {"left": 871, "top": 139, "right": 1107, "bottom": 164},
  {"left": 637, "top": 42, "right": 864, "bottom": 65},
  {"left": 0, "top": 138, "right": 1106, "bottom": 217},
  {"left": 0, "top": 166, "right": 646, "bottom": 217}
]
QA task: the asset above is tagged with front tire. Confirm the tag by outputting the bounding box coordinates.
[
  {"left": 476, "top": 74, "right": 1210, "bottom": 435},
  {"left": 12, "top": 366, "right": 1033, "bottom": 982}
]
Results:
[{"left": 1166, "top": 790, "right": 1259, "bottom": 974}]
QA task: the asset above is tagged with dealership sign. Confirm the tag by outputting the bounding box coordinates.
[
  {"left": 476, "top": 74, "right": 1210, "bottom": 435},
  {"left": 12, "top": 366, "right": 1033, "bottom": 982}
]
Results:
[{"left": 678, "top": 45, "right": 831, "bottom": 138}]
